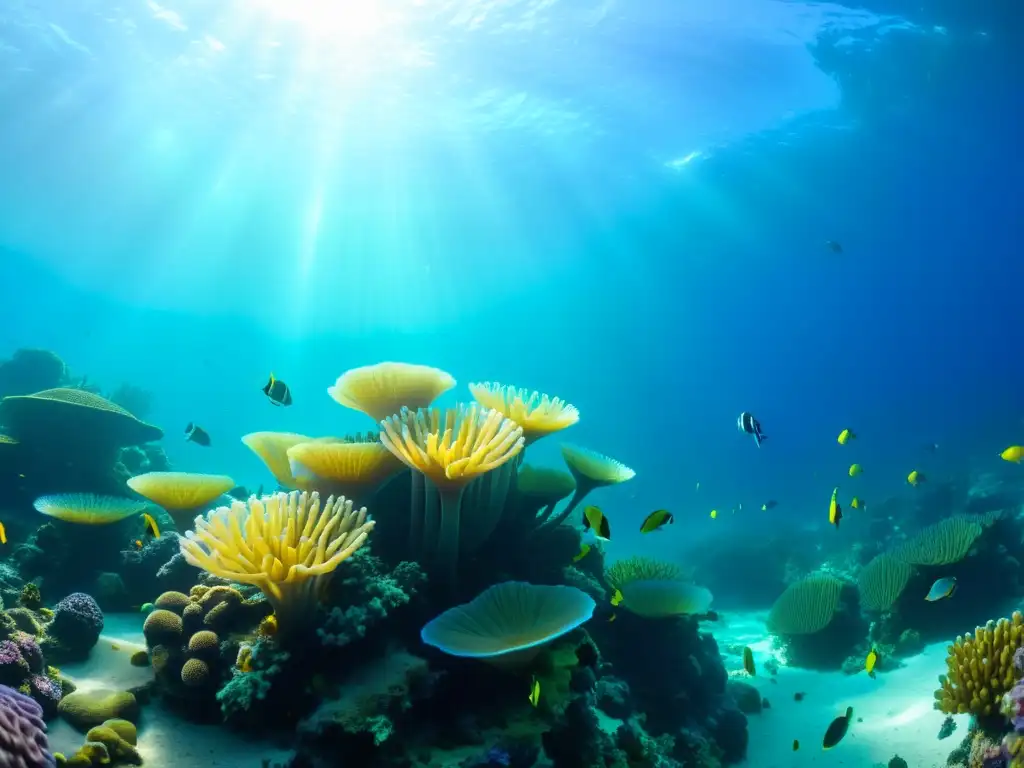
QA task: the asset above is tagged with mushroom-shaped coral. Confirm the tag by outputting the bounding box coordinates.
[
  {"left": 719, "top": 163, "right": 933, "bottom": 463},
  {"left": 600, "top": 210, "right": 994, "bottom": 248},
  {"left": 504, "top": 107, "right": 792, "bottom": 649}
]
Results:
[
  {"left": 420, "top": 581, "right": 595, "bottom": 667},
  {"left": 287, "top": 441, "right": 404, "bottom": 506},
  {"left": 0, "top": 388, "right": 162, "bottom": 445},
  {"left": 32, "top": 494, "right": 147, "bottom": 525},
  {"left": 126, "top": 471, "right": 234, "bottom": 531},
  {"left": 514, "top": 465, "right": 576, "bottom": 527},
  {"left": 241, "top": 431, "right": 312, "bottom": 488},
  {"left": 328, "top": 362, "right": 455, "bottom": 422},
  {"left": 179, "top": 491, "right": 374, "bottom": 639},
  {"left": 379, "top": 404, "right": 524, "bottom": 579},
  {"left": 605, "top": 556, "right": 711, "bottom": 618},
  {"left": 469, "top": 382, "right": 579, "bottom": 446},
  {"left": 541, "top": 444, "right": 635, "bottom": 530}
]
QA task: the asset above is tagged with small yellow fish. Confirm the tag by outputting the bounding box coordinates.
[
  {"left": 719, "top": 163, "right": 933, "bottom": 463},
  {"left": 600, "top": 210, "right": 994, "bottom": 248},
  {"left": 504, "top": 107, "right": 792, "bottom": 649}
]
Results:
[
  {"left": 851, "top": 497, "right": 863, "bottom": 510},
  {"left": 848, "top": 463, "right": 862, "bottom": 477},
  {"left": 908, "top": 470, "right": 925, "bottom": 486},
  {"left": 0, "top": 521, "right": 6, "bottom": 545},
  {"left": 528, "top": 675, "right": 541, "bottom": 707},
  {"left": 640, "top": 509, "right": 673, "bottom": 534},
  {"left": 838, "top": 429, "right": 856, "bottom": 445},
  {"left": 1001, "top": 446, "right": 1024, "bottom": 464},
  {"left": 710, "top": 509, "right": 717, "bottom": 519},
  {"left": 240, "top": 655, "right": 253, "bottom": 673},
  {"left": 583, "top": 505, "right": 611, "bottom": 540},
  {"left": 865, "top": 647, "right": 879, "bottom": 678},
  {"left": 742, "top": 646, "right": 756, "bottom": 676},
  {"left": 573, "top": 544, "right": 591, "bottom": 563},
  {"left": 829, "top": 487, "right": 842, "bottom": 528},
  {"left": 134, "top": 539, "right": 143, "bottom": 549},
  {"left": 611, "top": 589, "right": 623, "bottom": 607},
  {"left": 142, "top": 513, "right": 161, "bottom": 539}
]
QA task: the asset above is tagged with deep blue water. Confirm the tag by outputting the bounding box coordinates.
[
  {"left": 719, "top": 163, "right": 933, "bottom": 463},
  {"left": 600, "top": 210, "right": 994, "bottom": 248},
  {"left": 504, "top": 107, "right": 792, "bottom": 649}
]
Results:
[{"left": 0, "top": 0, "right": 1020, "bottom": 564}]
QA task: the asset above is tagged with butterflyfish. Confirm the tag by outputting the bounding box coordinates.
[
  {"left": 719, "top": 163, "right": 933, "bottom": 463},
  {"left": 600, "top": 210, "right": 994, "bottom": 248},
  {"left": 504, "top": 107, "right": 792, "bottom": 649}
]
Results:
[
  {"left": 925, "top": 576, "right": 957, "bottom": 602},
  {"left": 184, "top": 422, "right": 211, "bottom": 446},
  {"left": 837, "top": 428, "right": 855, "bottom": 445},
  {"left": 142, "top": 513, "right": 161, "bottom": 539},
  {"left": 822, "top": 706, "right": 853, "bottom": 749},
  {"left": 851, "top": 497, "right": 863, "bottom": 509},
  {"left": 865, "top": 648, "right": 879, "bottom": 678},
  {"left": 742, "top": 646, "right": 755, "bottom": 676},
  {"left": 582, "top": 506, "right": 610, "bottom": 540},
  {"left": 848, "top": 463, "right": 862, "bottom": 477},
  {"left": 573, "top": 544, "right": 591, "bottom": 563},
  {"left": 1001, "top": 446, "right": 1024, "bottom": 463},
  {"left": 737, "top": 412, "right": 766, "bottom": 447},
  {"left": 829, "top": 487, "right": 842, "bottom": 528},
  {"left": 907, "top": 470, "right": 925, "bottom": 486},
  {"left": 762, "top": 500, "right": 778, "bottom": 511},
  {"left": 0, "top": 521, "right": 6, "bottom": 545},
  {"left": 528, "top": 675, "right": 541, "bottom": 707},
  {"left": 710, "top": 509, "right": 717, "bottom": 519},
  {"left": 611, "top": 589, "right": 623, "bottom": 607},
  {"left": 262, "top": 373, "right": 293, "bottom": 406},
  {"left": 640, "top": 509, "right": 673, "bottom": 533}
]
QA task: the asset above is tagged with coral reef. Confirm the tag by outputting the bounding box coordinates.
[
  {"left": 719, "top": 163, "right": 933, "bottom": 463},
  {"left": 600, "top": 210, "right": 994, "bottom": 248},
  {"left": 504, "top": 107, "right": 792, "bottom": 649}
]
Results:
[
  {"left": 45, "top": 593, "right": 104, "bottom": 662},
  {"left": 935, "top": 612, "right": 1024, "bottom": 719},
  {"left": 0, "top": 683, "right": 56, "bottom": 768}
]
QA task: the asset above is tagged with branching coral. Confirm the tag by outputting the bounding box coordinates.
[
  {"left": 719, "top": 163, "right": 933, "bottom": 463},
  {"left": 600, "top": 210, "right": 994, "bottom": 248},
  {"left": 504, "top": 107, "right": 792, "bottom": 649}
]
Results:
[
  {"left": 934, "top": 611, "right": 1024, "bottom": 717},
  {"left": 179, "top": 491, "right": 374, "bottom": 639}
]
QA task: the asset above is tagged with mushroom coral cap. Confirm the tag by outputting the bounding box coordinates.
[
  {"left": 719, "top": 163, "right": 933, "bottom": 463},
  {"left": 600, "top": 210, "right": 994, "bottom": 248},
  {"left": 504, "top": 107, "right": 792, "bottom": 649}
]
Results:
[
  {"left": 379, "top": 404, "right": 525, "bottom": 489},
  {"left": 328, "top": 362, "right": 456, "bottom": 422},
  {"left": 618, "top": 580, "right": 713, "bottom": 618},
  {"left": 469, "top": 382, "right": 579, "bottom": 442},
  {"left": 0, "top": 388, "right": 163, "bottom": 445},
  {"left": 127, "top": 472, "right": 234, "bottom": 510},
  {"left": 241, "top": 432, "right": 312, "bottom": 487},
  {"left": 515, "top": 465, "right": 576, "bottom": 502},
  {"left": 420, "top": 581, "right": 595, "bottom": 658},
  {"left": 287, "top": 441, "right": 403, "bottom": 488},
  {"left": 560, "top": 444, "right": 635, "bottom": 486},
  {"left": 33, "top": 493, "right": 148, "bottom": 524}
]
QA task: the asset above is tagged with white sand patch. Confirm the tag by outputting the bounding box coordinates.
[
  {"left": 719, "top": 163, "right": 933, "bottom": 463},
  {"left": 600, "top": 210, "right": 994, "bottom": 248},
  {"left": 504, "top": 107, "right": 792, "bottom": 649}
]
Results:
[
  {"left": 48, "top": 613, "right": 292, "bottom": 766},
  {"left": 714, "top": 612, "right": 969, "bottom": 767}
]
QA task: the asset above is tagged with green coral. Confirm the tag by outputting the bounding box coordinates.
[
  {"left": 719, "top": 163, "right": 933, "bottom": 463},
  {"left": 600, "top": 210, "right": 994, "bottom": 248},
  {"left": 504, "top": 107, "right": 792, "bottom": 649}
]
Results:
[
  {"left": 18, "top": 583, "right": 42, "bottom": 611},
  {"left": 216, "top": 639, "right": 289, "bottom": 718}
]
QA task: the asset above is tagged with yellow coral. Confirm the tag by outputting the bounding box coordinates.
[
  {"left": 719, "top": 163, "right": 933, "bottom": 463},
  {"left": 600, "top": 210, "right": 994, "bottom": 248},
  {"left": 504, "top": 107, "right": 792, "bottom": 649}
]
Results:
[
  {"left": 179, "top": 491, "right": 373, "bottom": 637},
  {"left": 127, "top": 471, "right": 234, "bottom": 530},
  {"left": 328, "top": 362, "right": 456, "bottom": 422},
  {"left": 934, "top": 611, "right": 1024, "bottom": 717},
  {"left": 241, "top": 431, "right": 312, "bottom": 488},
  {"left": 468, "top": 382, "right": 579, "bottom": 445},
  {"left": 286, "top": 440, "right": 404, "bottom": 505}
]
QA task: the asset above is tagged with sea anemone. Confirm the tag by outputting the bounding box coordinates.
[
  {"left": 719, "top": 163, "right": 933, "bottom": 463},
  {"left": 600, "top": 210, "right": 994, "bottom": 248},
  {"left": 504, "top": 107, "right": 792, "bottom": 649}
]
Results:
[
  {"left": 241, "top": 431, "right": 312, "bottom": 488},
  {"left": 126, "top": 471, "right": 235, "bottom": 531},
  {"left": 287, "top": 440, "right": 404, "bottom": 507},
  {"left": 179, "top": 491, "right": 373, "bottom": 639},
  {"left": 32, "top": 493, "right": 148, "bottom": 525},
  {"left": 379, "top": 404, "right": 524, "bottom": 581},
  {"left": 468, "top": 382, "right": 579, "bottom": 446},
  {"left": 328, "top": 362, "right": 456, "bottom": 423},
  {"left": 420, "top": 581, "right": 595, "bottom": 666},
  {"left": 540, "top": 444, "right": 635, "bottom": 530}
]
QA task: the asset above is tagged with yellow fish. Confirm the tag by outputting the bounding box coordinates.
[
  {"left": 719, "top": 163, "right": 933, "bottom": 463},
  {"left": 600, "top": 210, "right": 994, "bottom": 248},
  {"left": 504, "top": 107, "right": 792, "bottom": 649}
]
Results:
[
  {"left": 710, "top": 509, "right": 718, "bottom": 519},
  {"left": 838, "top": 429, "right": 856, "bottom": 445},
  {"left": 528, "top": 675, "right": 541, "bottom": 707},
  {"left": 582, "top": 505, "right": 611, "bottom": 540},
  {"left": 611, "top": 589, "right": 624, "bottom": 607},
  {"left": 829, "top": 487, "right": 842, "bottom": 528},
  {"left": 851, "top": 497, "right": 863, "bottom": 510},
  {"left": 134, "top": 539, "right": 143, "bottom": 549},
  {"left": 907, "top": 470, "right": 925, "bottom": 486},
  {"left": 572, "top": 544, "right": 591, "bottom": 563},
  {"left": 848, "top": 463, "right": 862, "bottom": 477},
  {"left": 142, "top": 513, "right": 161, "bottom": 539},
  {"left": 640, "top": 509, "right": 673, "bottom": 534},
  {"left": 865, "top": 647, "right": 879, "bottom": 678},
  {"left": 1001, "top": 446, "right": 1024, "bottom": 464},
  {"left": 0, "top": 521, "right": 6, "bottom": 545},
  {"left": 742, "top": 646, "right": 755, "bottom": 676}
]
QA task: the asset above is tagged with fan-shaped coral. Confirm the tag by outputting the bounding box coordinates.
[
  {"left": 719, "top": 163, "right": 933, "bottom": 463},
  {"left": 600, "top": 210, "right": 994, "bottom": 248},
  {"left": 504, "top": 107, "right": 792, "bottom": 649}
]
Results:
[
  {"left": 858, "top": 553, "right": 914, "bottom": 612},
  {"left": 892, "top": 515, "right": 985, "bottom": 566},
  {"left": 0, "top": 388, "right": 162, "bottom": 445},
  {"left": 379, "top": 404, "right": 524, "bottom": 580},
  {"left": 767, "top": 574, "right": 844, "bottom": 635},
  {"left": 420, "top": 581, "right": 595, "bottom": 666},
  {"left": 934, "top": 612, "right": 1024, "bottom": 716},
  {"left": 127, "top": 471, "right": 234, "bottom": 531},
  {"left": 468, "top": 382, "right": 579, "bottom": 446},
  {"left": 328, "top": 362, "right": 456, "bottom": 422},
  {"left": 605, "top": 557, "right": 709, "bottom": 618},
  {"left": 32, "top": 494, "right": 148, "bottom": 525},
  {"left": 287, "top": 441, "right": 404, "bottom": 506},
  {"left": 179, "top": 491, "right": 374, "bottom": 638},
  {"left": 241, "top": 432, "right": 312, "bottom": 489},
  {"left": 540, "top": 444, "right": 635, "bottom": 530}
]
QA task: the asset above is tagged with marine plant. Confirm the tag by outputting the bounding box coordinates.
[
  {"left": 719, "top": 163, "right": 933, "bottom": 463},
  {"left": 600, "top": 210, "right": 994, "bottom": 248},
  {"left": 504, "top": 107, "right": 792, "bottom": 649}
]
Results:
[{"left": 179, "top": 491, "right": 374, "bottom": 639}]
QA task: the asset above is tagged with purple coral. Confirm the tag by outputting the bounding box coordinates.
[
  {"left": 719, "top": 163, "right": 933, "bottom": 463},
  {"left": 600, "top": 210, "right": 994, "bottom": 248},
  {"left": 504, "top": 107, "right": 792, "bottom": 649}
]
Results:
[
  {"left": 1013, "top": 646, "right": 1024, "bottom": 674},
  {"left": 0, "top": 640, "right": 30, "bottom": 687},
  {"left": 12, "top": 633, "right": 43, "bottom": 674},
  {"left": 49, "top": 592, "right": 104, "bottom": 659},
  {"left": 27, "top": 675, "right": 62, "bottom": 719},
  {"left": 0, "top": 683, "right": 56, "bottom": 768}
]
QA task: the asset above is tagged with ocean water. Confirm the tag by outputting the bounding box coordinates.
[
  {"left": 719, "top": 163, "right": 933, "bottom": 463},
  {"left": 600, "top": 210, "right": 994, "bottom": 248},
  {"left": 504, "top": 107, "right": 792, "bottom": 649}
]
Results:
[{"left": 1, "top": 1, "right": 1022, "bottom": 766}]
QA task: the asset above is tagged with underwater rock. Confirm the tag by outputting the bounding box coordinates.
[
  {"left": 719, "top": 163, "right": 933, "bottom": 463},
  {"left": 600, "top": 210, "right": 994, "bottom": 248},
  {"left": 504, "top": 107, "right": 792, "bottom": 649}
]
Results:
[
  {"left": 57, "top": 689, "right": 139, "bottom": 732},
  {"left": 0, "top": 348, "right": 66, "bottom": 399},
  {"left": 726, "top": 681, "right": 762, "bottom": 715},
  {"left": 707, "top": 706, "right": 749, "bottom": 764},
  {"left": 594, "top": 677, "right": 632, "bottom": 719},
  {"left": 887, "top": 756, "right": 909, "bottom": 768},
  {"left": 46, "top": 593, "right": 103, "bottom": 662}
]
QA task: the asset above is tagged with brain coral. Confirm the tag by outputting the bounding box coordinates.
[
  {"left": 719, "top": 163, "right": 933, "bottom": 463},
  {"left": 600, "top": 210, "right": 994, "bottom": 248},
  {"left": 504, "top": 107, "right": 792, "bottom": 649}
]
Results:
[
  {"left": 0, "top": 683, "right": 55, "bottom": 768},
  {"left": 858, "top": 553, "right": 914, "bottom": 612},
  {"left": 50, "top": 593, "right": 104, "bottom": 658},
  {"left": 142, "top": 609, "right": 183, "bottom": 647},
  {"left": 767, "top": 574, "right": 844, "bottom": 635},
  {"left": 934, "top": 612, "right": 1024, "bottom": 717}
]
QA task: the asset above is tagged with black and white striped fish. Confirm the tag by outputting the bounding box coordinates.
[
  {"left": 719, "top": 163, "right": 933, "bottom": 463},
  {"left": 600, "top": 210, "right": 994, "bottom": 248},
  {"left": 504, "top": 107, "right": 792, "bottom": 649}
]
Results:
[{"left": 737, "top": 412, "right": 766, "bottom": 447}]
